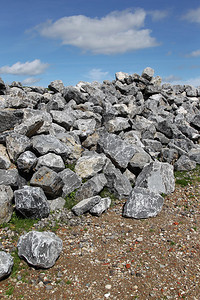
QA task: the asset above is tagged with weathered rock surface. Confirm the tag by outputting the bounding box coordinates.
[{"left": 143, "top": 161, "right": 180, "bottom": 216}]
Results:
[
  {"left": 16, "top": 151, "right": 37, "bottom": 173},
  {"left": 123, "top": 187, "right": 164, "bottom": 219},
  {"left": 0, "top": 185, "right": 14, "bottom": 223},
  {"left": 0, "top": 251, "right": 14, "bottom": 280},
  {"left": 17, "top": 231, "right": 62, "bottom": 268},
  {"left": 72, "top": 195, "right": 101, "bottom": 216},
  {"left": 59, "top": 168, "right": 82, "bottom": 197},
  {"left": 35, "top": 153, "right": 65, "bottom": 172},
  {"left": 14, "top": 186, "right": 50, "bottom": 219},
  {"left": 90, "top": 197, "right": 111, "bottom": 216}
]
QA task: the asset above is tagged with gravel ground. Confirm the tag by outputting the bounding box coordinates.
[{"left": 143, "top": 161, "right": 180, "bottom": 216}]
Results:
[{"left": 0, "top": 172, "right": 199, "bottom": 299}]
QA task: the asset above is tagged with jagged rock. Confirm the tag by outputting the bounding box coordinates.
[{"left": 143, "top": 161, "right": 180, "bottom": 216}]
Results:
[
  {"left": 141, "top": 67, "right": 154, "bottom": 81},
  {"left": 57, "top": 132, "right": 83, "bottom": 160},
  {"left": 0, "top": 109, "right": 23, "bottom": 133},
  {"left": 50, "top": 110, "right": 75, "bottom": 130},
  {"left": 48, "top": 197, "right": 66, "bottom": 211},
  {"left": 174, "top": 155, "right": 196, "bottom": 171},
  {"left": 143, "top": 139, "right": 163, "bottom": 153},
  {"left": 189, "top": 148, "right": 200, "bottom": 164},
  {"left": 123, "top": 187, "right": 164, "bottom": 219},
  {"left": 31, "top": 134, "right": 71, "bottom": 161},
  {"left": 98, "top": 131, "right": 135, "bottom": 169},
  {"left": 135, "top": 161, "right": 175, "bottom": 195},
  {"left": 48, "top": 80, "right": 64, "bottom": 94},
  {"left": 63, "top": 86, "right": 86, "bottom": 104},
  {"left": 75, "top": 173, "right": 107, "bottom": 201},
  {"left": 0, "top": 144, "right": 11, "bottom": 169},
  {"left": 0, "top": 185, "right": 14, "bottom": 223},
  {"left": 90, "top": 197, "right": 111, "bottom": 216},
  {"left": 14, "top": 186, "right": 50, "bottom": 219},
  {"left": 35, "top": 153, "right": 65, "bottom": 172},
  {"left": 159, "top": 148, "right": 179, "bottom": 164},
  {"left": 103, "top": 160, "right": 132, "bottom": 199},
  {"left": 72, "top": 195, "right": 101, "bottom": 216},
  {"left": 191, "top": 113, "right": 200, "bottom": 129},
  {"left": 6, "top": 133, "right": 31, "bottom": 162},
  {"left": 73, "top": 118, "right": 96, "bottom": 137},
  {"left": 0, "top": 169, "right": 23, "bottom": 189},
  {"left": 0, "top": 251, "right": 14, "bottom": 279},
  {"left": 105, "top": 117, "right": 131, "bottom": 133},
  {"left": 23, "top": 109, "right": 52, "bottom": 134},
  {"left": 16, "top": 151, "right": 37, "bottom": 173},
  {"left": 58, "top": 168, "right": 82, "bottom": 197},
  {"left": 17, "top": 231, "right": 62, "bottom": 268},
  {"left": 14, "top": 115, "right": 44, "bottom": 137},
  {"left": 75, "top": 152, "right": 107, "bottom": 179},
  {"left": 30, "top": 167, "right": 64, "bottom": 198},
  {"left": 123, "top": 169, "right": 136, "bottom": 185},
  {"left": 129, "top": 152, "right": 152, "bottom": 171}
]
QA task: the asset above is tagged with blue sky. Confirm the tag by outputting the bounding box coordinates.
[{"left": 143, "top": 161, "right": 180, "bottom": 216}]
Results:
[{"left": 0, "top": 0, "right": 200, "bottom": 87}]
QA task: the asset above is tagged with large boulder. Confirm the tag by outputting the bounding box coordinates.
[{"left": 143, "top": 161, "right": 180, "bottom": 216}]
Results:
[
  {"left": 0, "top": 144, "right": 11, "bottom": 169},
  {"left": 0, "top": 251, "right": 14, "bottom": 280},
  {"left": 14, "top": 186, "right": 50, "bottom": 219},
  {"left": 14, "top": 115, "right": 44, "bottom": 137},
  {"left": 0, "top": 109, "right": 23, "bottom": 133},
  {"left": 6, "top": 133, "right": 31, "bottom": 162},
  {"left": 35, "top": 153, "right": 65, "bottom": 172},
  {"left": 123, "top": 187, "right": 164, "bottom": 219},
  {"left": 135, "top": 161, "right": 175, "bottom": 195},
  {"left": 16, "top": 151, "right": 37, "bottom": 173},
  {"left": 17, "top": 231, "right": 62, "bottom": 268},
  {"left": 0, "top": 169, "right": 23, "bottom": 189},
  {"left": 0, "top": 185, "right": 14, "bottom": 223},
  {"left": 59, "top": 168, "right": 82, "bottom": 197}
]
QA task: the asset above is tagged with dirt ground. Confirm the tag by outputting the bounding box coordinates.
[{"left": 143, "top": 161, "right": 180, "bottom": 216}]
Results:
[{"left": 0, "top": 170, "right": 199, "bottom": 300}]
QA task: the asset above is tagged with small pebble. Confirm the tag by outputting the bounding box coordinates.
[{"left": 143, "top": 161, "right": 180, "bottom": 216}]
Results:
[
  {"left": 136, "top": 237, "right": 143, "bottom": 242},
  {"left": 104, "top": 292, "right": 110, "bottom": 298},
  {"left": 105, "top": 284, "right": 112, "bottom": 289}
]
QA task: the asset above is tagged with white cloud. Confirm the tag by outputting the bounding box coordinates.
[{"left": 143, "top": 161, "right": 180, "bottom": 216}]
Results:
[
  {"left": 34, "top": 9, "right": 159, "bottom": 54},
  {"left": 163, "top": 75, "right": 200, "bottom": 87},
  {"left": 163, "top": 75, "right": 181, "bottom": 82},
  {"left": 148, "top": 10, "right": 168, "bottom": 21},
  {"left": 22, "top": 77, "right": 41, "bottom": 85},
  {"left": 0, "top": 59, "right": 49, "bottom": 76},
  {"left": 186, "top": 49, "right": 200, "bottom": 57},
  {"left": 182, "top": 7, "right": 200, "bottom": 23},
  {"left": 86, "top": 69, "right": 110, "bottom": 82}
]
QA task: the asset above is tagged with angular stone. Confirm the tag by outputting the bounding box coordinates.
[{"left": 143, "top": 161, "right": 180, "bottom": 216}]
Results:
[
  {"left": 75, "top": 173, "right": 107, "bottom": 201},
  {"left": 0, "top": 185, "right": 14, "bottom": 223},
  {"left": 6, "top": 133, "right": 31, "bottom": 162},
  {"left": 98, "top": 131, "right": 135, "bottom": 169},
  {"left": 0, "top": 144, "right": 11, "bottom": 169},
  {"left": 48, "top": 197, "right": 66, "bottom": 211},
  {"left": 189, "top": 148, "right": 200, "bottom": 164},
  {"left": 50, "top": 110, "right": 75, "bottom": 130},
  {"left": 123, "top": 187, "right": 164, "bottom": 219},
  {"left": 75, "top": 152, "right": 107, "bottom": 179},
  {"left": 30, "top": 167, "right": 64, "bottom": 198},
  {"left": 23, "top": 109, "right": 52, "bottom": 134},
  {"left": 57, "top": 132, "right": 83, "bottom": 160},
  {"left": 159, "top": 148, "right": 179, "bottom": 164},
  {"left": 191, "top": 113, "right": 200, "bottom": 129},
  {"left": 90, "top": 197, "right": 111, "bottom": 216},
  {"left": 103, "top": 160, "right": 132, "bottom": 199},
  {"left": 63, "top": 86, "right": 86, "bottom": 104},
  {"left": 35, "top": 153, "right": 65, "bottom": 172},
  {"left": 73, "top": 118, "right": 96, "bottom": 137},
  {"left": 58, "top": 168, "right": 82, "bottom": 197},
  {"left": 141, "top": 67, "right": 154, "bottom": 81},
  {"left": 129, "top": 152, "right": 152, "bottom": 170},
  {"left": 135, "top": 161, "right": 175, "bottom": 195},
  {"left": 16, "top": 151, "right": 37, "bottom": 173},
  {"left": 14, "top": 186, "right": 50, "bottom": 219},
  {"left": 0, "top": 109, "right": 23, "bottom": 133},
  {"left": 14, "top": 115, "right": 44, "bottom": 137},
  {"left": 71, "top": 195, "right": 101, "bottom": 216},
  {"left": 123, "top": 169, "right": 136, "bottom": 186},
  {"left": 143, "top": 139, "right": 163, "bottom": 153},
  {"left": 48, "top": 80, "right": 64, "bottom": 93},
  {"left": 31, "top": 134, "right": 71, "bottom": 160},
  {"left": 17, "top": 231, "right": 62, "bottom": 268},
  {"left": 0, "top": 251, "right": 13, "bottom": 280},
  {"left": 174, "top": 155, "right": 196, "bottom": 171},
  {"left": 0, "top": 169, "right": 22, "bottom": 189},
  {"left": 105, "top": 117, "right": 130, "bottom": 133}
]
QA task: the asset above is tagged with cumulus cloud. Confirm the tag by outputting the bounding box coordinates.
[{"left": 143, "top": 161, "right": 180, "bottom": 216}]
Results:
[
  {"left": 182, "top": 7, "right": 200, "bottom": 23},
  {"left": 163, "top": 75, "right": 181, "bottom": 82},
  {"left": 148, "top": 10, "right": 168, "bottom": 21},
  {"left": 163, "top": 75, "right": 200, "bottom": 87},
  {"left": 86, "top": 69, "right": 110, "bottom": 82},
  {"left": 33, "top": 9, "right": 159, "bottom": 54},
  {"left": 22, "top": 77, "right": 41, "bottom": 85},
  {"left": 0, "top": 59, "right": 49, "bottom": 76},
  {"left": 186, "top": 49, "right": 200, "bottom": 57}
]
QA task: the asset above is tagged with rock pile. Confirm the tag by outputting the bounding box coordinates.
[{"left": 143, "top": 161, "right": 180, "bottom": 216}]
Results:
[{"left": 0, "top": 67, "right": 199, "bottom": 225}]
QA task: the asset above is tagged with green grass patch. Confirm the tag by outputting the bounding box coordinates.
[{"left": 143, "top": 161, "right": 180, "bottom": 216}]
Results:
[
  {"left": 64, "top": 190, "right": 78, "bottom": 210},
  {"left": 65, "top": 162, "right": 76, "bottom": 172},
  {"left": 5, "top": 285, "right": 14, "bottom": 296},
  {"left": 175, "top": 165, "right": 200, "bottom": 187},
  {"left": 99, "top": 187, "right": 118, "bottom": 207}
]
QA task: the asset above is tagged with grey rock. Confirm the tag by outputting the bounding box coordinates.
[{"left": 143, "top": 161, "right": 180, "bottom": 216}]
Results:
[
  {"left": 6, "top": 133, "right": 31, "bottom": 162},
  {"left": 14, "top": 186, "right": 50, "bottom": 219},
  {"left": 123, "top": 187, "right": 164, "bottom": 219},
  {"left": 0, "top": 144, "right": 11, "bottom": 169},
  {"left": 72, "top": 195, "right": 101, "bottom": 216},
  {"left": 73, "top": 118, "right": 96, "bottom": 137},
  {"left": 98, "top": 131, "right": 135, "bottom": 169},
  {"left": 189, "top": 148, "right": 200, "bottom": 164},
  {"left": 159, "top": 148, "right": 179, "bottom": 164},
  {"left": 50, "top": 110, "right": 75, "bottom": 130},
  {"left": 0, "top": 77, "right": 6, "bottom": 90},
  {"left": 135, "top": 161, "right": 175, "bottom": 195},
  {"left": 129, "top": 152, "right": 152, "bottom": 170},
  {"left": 0, "top": 109, "right": 23, "bottom": 133},
  {"left": 75, "top": 173, "right": 107, "bottom": 201},
  {"left": 75, "top": 152, "right": 107, "bottom": 179},
  {"left": 48, "top": 80, "right": 64, "bottom": 94},
  {"left": 57, "top": 132, "right": 83, "bottom": 160},
  {"left": 35, "top": 153, "right": 65, "bottom": 172},
  {"left": 63, "top": 86, "right": 86, "bottom": 104},
  {"left": 123, "top": 169, "right": 136, "bottom": 186},
  {"left": 48, "top": 197, "right": 66, "bottom": 211},
  {"left": 14, "top": 115, "right": 44, "bottom": 137},
  {"left": 31, "top": 134, "right": 71, "bottom": 161},
  {"left": 58, "top": 168, "right": 82, "bottom": 197},
  {"left": 0, "top": 251, "right": 13, "bottom": 279},
  {"left": 90, "top": 197, "right": 111, "bottom": 216},
  {"left": 23, "top": 109, "right": 52, "bottom": 134},
  {"left": 191, "top": 113, "right": 200, "bottom": 129},
  {"left": 185, "top": 86, "right": 197, "bottom": 97},
  {"left": 17, "top": 231, "right": 62, "bottom": 268},
  {"left": 142, "top": 139, "right": 162, "bottom": 153},
  {"left": 103, "top": 160, "right": 132, "bottom": 199},
  {"left": 0, "top": 185, "right": 14, "bottom": 224},
  {"left": 30, "top": 167, "right": 64, "bottom": 198},
  {"left": 105, "top": 117, "right": 130, "bottom": 133},
  {"left": 174, "top": 155, "right": 196, "bottom": 171},
  {"left": 0, "top": 169, "right": 22, "bottom": 189},
  {"left": 141, "top": 67, "right": 154, "bottom": 81},
  {"left": 16, "top": 151, "right": 37, "bottom": 173}
]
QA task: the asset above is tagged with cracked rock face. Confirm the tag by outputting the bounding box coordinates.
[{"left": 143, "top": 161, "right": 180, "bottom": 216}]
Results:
[
  {"left": 0, "top": 251, "right": 14, "bottom": 280},
  {"left": 17, "top": 231, "right": 63, "bottom": 268}
]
